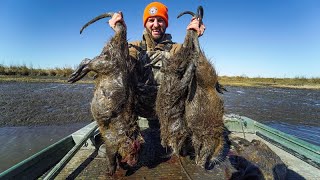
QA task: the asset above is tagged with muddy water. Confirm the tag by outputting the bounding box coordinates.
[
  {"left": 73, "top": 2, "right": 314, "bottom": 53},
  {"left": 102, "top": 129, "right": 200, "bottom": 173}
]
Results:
[
  {"left": 222, "top": 86, "right": 320, "bottom": 146},
  {"left": 0, "top": 123, "right": 87, "bottom": 172},
  {"left": 0, "top": 83, "right": 319, "bottom": 173},
  {"left": 223, "top": 86, "right": 320, "bottom": 126},
  {"left": 0, "top": 82, "right": 94, "bottom": 172}
]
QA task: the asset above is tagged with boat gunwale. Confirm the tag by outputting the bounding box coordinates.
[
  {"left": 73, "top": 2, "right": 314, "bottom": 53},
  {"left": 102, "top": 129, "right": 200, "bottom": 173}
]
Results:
[
  {"left": 224, "top": 114, "right": 320, "bottom": 169},
  {"left": 0, "top": 122, "right": 98, "bottom": 179}
]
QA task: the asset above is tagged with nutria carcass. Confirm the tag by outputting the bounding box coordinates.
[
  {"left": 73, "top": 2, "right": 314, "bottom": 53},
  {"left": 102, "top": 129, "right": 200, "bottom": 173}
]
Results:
[
  {"left": 153, "top": 13, "right": 199, "bottom": 155},
  {"left": 154, "top": 6, "right": 228, "bottom": 171},
  {"left": 68, "top": 12, "right": 143, "bottom": 175},
  {"left": 179, "top": 6, "right": 229, "bottom": 169},
  {"left": 229, "top": 136, "right": 287, "bottom": 180}
]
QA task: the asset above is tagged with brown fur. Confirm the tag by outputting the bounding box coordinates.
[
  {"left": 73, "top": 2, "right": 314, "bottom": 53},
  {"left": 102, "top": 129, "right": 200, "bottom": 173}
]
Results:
[
  {"left": 156, "top": 41, "right": 196, "bottom": 153},
  {"left": 179, "top": 7, "right": 228, "bottom": 169},
  {"left": 68, "top": 13, "right": 143, "bottom": 175},
  {"left": 185, "top": 51, "right": 228, "bottom": 169},
  {"left": 156, "top": 6, "right": 228, "bottom": 170},
  {"left": 229, "top": 136, "right": 287, "bottom": 180}
]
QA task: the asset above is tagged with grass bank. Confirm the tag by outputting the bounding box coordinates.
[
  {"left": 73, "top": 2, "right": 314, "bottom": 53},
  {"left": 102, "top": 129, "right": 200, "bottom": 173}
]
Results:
[
  {"left": 0, "top": 64, "right": 319, "bottom": 89},
  {"left": 219, "top": 76, "right": 320, "bottom": 89},
  {"left": 0, "top": 64, "right": 95, "bottom": 83}
]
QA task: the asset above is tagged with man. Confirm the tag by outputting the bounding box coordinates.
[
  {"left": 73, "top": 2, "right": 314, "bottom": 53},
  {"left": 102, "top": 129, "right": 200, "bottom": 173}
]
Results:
[{"left": 108, "top": 2, "right": 205, "bottom": 126}]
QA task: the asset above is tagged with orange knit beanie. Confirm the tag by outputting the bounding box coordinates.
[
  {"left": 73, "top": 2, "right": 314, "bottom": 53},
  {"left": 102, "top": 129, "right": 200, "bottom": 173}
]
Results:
[{"left": 143, "top": 2, "right": 168, "bottom": 27}]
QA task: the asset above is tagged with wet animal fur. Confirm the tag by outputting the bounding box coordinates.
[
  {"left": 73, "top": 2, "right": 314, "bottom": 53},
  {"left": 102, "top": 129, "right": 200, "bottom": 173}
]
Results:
[
  {"left": 68, "top": 12, "right": 143, "bottom": 175},
  {"left": 185, "top": 49, "right": 228, "bottom": 169},
  {"left": 155, "top": 36, "right": 196, "bottom": 153},
  {"left": 156, "top": 6, "right": 228, "bottom": 169},
  {"left": 176, "top": 7, "right": 229, "bottom": 169},
  {"left": 229, "top": 136, "right": 287, "bottom": 180}
]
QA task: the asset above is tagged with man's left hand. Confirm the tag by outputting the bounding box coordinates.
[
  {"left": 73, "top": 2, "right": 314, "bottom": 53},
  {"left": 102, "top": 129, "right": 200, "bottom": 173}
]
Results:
[{"left": 187, "top": 17, "right": 206, "bottom": 37}]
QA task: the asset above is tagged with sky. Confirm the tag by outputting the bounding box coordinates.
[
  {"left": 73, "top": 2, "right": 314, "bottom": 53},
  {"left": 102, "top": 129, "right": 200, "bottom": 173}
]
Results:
[{"left": 0, "top": 0, "right": 319, "bottom": 78}]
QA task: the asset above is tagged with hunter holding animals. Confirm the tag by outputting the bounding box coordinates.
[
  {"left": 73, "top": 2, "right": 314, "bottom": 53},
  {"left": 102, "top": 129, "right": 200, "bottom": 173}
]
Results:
[
  {"left": 108, "top": 1, "right": 206, "bottom": 124},
  {"left": 68, "top": 2, "right": 288, "bottom": 178},
  {"left": 68, "top": 2, "right": 208, "bottom": 174}
]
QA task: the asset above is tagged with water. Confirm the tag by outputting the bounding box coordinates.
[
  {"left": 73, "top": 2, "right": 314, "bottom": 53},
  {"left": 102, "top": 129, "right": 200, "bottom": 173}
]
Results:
[
  {"left": 222, "top": 86, "right": 320, "bottom": 145},
  {"left": 0, "top": 83, "right": 319, "bottom": 173},
  {"left": 0, "top": 122, "right": 88, "bottom": 172},
  {"left": 267, "top": 122, "right": 320, "bottom": 146}
]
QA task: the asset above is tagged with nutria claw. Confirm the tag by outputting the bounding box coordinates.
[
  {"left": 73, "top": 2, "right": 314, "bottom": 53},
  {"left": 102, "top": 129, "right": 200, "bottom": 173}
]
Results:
[{"left": 215, "top": 82, "right": 228, "bottom": 94}]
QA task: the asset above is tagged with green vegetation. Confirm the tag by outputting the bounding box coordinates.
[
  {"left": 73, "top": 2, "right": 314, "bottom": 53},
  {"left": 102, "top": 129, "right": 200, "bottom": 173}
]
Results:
[
  {"left": 0, "top": 64, "right": 319, "bottom": 89},
  {"left": 0, "top": 64, "right": 74, "bottom": 77},
  {"left": 0, "top": 64, "right": 95, "bottom": 83},
  {"left": 219, "top": 76, "right": 320, "bottom": 89}
]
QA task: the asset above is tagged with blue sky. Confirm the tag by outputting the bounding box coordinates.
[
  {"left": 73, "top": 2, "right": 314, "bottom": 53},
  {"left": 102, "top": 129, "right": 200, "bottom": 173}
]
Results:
[{"left": 1, "top": 0, "right": 319, "bottom": 78}]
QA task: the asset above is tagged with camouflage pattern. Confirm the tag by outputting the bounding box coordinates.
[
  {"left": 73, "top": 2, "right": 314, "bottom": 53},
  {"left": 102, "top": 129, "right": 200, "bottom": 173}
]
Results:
[{"left": 129, "top": 30, "right": 181, "bottom": 120}]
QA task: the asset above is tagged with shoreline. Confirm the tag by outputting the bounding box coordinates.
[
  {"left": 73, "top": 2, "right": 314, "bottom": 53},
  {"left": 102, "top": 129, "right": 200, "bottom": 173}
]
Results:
[
  {"left": 220, "top": 82, "right": 320, "bottom": 90},
  {"left": 219, "top": 76, "right": 320, "bottom": 90},
  {"left": 1, "top": 75, "right": 319, "bottom": 90}
]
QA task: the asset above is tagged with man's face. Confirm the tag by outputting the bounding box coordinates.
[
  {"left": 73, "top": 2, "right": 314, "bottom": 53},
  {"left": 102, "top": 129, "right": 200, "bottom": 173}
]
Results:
[{"left": 145, "top": 16, "right": 167, "bottom": 41}]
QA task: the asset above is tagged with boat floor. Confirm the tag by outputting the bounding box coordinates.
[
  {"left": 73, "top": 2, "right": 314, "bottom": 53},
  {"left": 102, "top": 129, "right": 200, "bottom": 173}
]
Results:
[
  {"left": 56, "top": 128, "right": 228, "bottom": 179},
  {"left": 55, "top": 128, "right": 319, "bottom": 179},
  {"left": 56, "top": 149, "right": 229, "bottom": 179}
]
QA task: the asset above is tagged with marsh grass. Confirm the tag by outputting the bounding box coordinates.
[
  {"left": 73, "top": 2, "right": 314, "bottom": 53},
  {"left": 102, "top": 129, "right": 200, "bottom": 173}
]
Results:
[
  {"left": 0, "top": 64, "right": 74, "bottom": 77},
  {"left": 0, "top": 64, "right": 96, "bottom": 83},
  {"left": 219, "top": 76, "right": 320, "bottom": 89},
  {"left": 0, "top": 64, "right": 319, "bottom": 89}
]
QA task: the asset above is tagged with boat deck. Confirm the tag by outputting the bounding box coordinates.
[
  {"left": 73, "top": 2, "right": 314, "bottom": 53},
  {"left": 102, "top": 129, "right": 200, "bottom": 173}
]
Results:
[
  {"left": 55, "top": 128, "right": 228, "bottom": 179},
  {"left": 55, "top": 149, "right": 228, "bottom": 179},
  {"left": 53, "top": 128, "right": 319, "bottom": 179}
]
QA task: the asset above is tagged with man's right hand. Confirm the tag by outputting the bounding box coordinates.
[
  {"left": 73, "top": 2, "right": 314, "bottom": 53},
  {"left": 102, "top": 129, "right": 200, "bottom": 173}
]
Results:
[
  {"left": 187, "top": 17, "right": 206, "bottom": 37},
  {"left": 108, "top": 12, "right": 126, "bottom": 30}
]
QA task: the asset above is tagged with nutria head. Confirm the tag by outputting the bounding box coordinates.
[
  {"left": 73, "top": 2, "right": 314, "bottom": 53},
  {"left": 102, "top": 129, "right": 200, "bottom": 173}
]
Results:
[{"left": 118, "top": 136, "right": 144, "bottom": 166}]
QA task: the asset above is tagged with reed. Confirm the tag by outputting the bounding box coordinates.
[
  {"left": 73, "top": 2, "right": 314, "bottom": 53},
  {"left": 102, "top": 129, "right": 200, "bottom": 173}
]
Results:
[
  {"left": 0, "top": 64, "right": 319, "bottom": 89},
  {"left": 0, "top": 64, "right": 96, "bottom": 80},
  {"left": 219, "top": 75, "right": 320, "bottom": 89}
]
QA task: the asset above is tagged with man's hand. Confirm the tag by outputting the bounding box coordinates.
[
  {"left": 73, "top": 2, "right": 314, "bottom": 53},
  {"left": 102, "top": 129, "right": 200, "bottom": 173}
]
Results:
[
  {"left": 108, "top": 12, "right": 126, "bottom": 30},
  {"left": 187, "top": 17, "right": 206, "bottom": 37}
]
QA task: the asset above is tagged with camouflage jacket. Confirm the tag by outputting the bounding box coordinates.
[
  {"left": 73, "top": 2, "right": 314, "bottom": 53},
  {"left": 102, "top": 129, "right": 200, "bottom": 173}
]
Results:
[{"left": 129, "top": 30, "right": 181, "bottom": 118}]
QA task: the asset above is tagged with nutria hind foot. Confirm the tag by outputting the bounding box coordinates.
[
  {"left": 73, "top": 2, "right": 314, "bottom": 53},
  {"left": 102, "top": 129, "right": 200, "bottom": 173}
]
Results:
[{"left": 67, "top": 58, "right": 92, "bottom": 83}]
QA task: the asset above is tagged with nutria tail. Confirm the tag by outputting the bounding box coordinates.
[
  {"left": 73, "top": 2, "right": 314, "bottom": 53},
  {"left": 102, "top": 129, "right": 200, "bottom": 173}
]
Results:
[
  {"left": 177, "top": 6, "right": 204, "bottom": 53},
  {"left": 80, "top": 12, "right": 126, "bottom": 34},
  {"left": 177, "top": 6, "right": 204, "bottom": 25},
  {"left": 80, "top": 12, "right": 115, "bottom": 34},
  {"left": 205, "top": 129, "right": 230, "bottom": 170}
]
